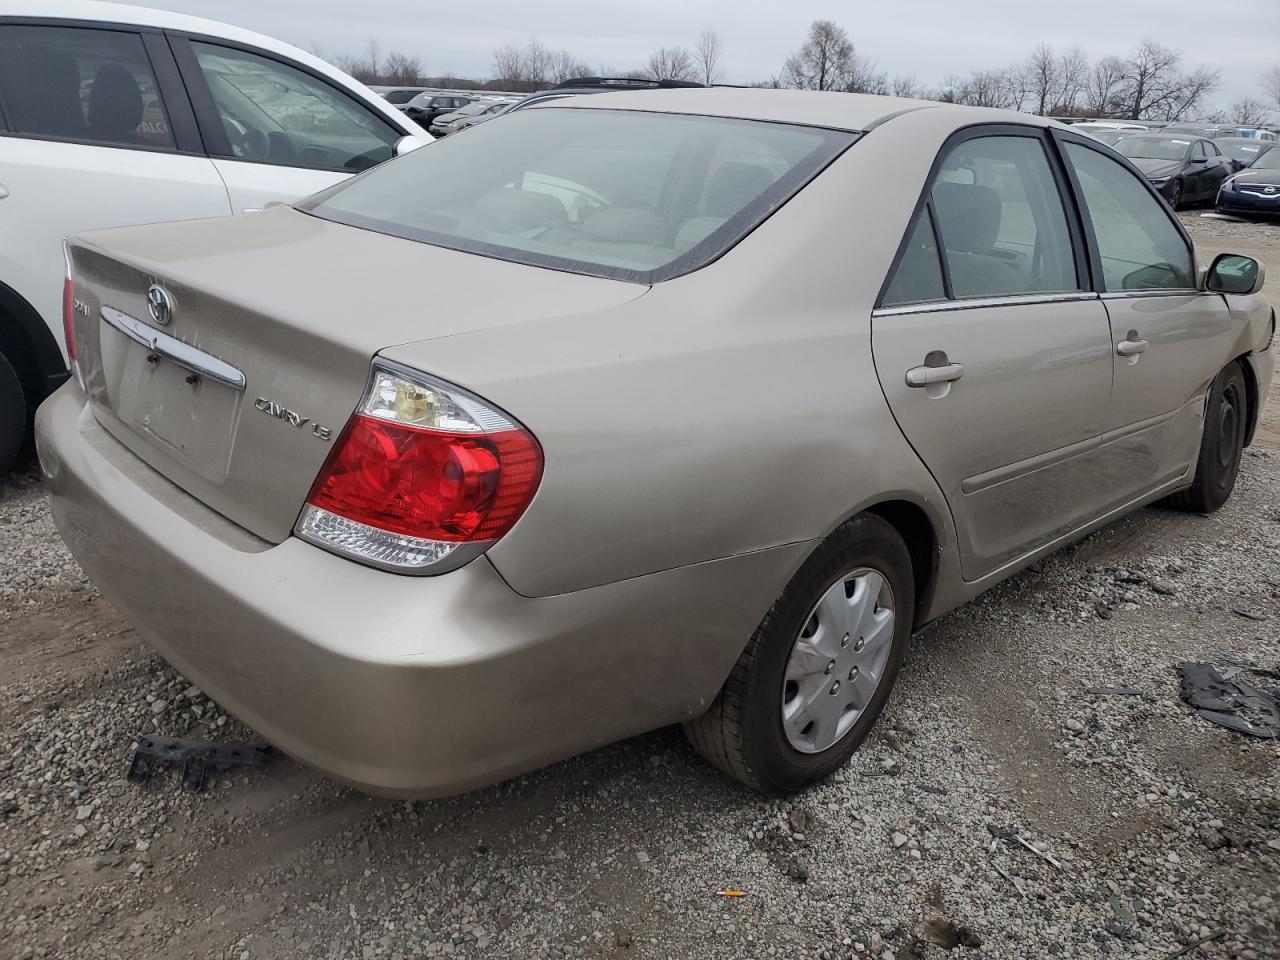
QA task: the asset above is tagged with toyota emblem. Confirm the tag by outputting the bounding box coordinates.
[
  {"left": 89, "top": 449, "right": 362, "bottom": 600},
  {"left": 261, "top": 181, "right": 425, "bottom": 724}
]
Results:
[{"left": 146, "top": 284, "right": 175, "bottom": 326}]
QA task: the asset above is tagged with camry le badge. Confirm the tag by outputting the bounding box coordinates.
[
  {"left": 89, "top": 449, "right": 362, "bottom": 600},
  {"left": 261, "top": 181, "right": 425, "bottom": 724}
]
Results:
[
  {"left": 146, "top": 284, "right": 175, "bottom": 326},
  {"left": 255, "top": 397, "right": 332, "bottom": 441}
]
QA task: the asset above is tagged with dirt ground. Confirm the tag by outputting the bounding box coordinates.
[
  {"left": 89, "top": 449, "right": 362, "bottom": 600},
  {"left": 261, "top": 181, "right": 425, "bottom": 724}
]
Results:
[{"left": 0, "top": 215, "right": 1278, "bottom": 960}]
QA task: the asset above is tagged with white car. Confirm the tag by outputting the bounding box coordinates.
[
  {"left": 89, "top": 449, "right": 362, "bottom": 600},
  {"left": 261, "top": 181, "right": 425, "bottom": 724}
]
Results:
[{"left": 0, "top": 0, "right": 429, "bottom": 472}]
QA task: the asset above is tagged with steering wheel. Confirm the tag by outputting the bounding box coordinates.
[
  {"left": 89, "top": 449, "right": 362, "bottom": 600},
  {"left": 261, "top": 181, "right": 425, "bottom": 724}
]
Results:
[{"left": 222, "top": 116, "right": 269, "bottom": 161}]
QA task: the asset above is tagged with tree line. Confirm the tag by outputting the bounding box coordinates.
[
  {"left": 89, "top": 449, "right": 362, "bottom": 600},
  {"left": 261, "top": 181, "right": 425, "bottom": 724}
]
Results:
[{"left": 326, "top": 21, "right": 1278, "bottom": 124}]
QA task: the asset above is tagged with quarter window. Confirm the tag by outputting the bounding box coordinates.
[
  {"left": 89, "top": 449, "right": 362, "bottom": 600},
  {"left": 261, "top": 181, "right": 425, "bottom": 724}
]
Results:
[
  {"left": 1064, "top": 142, "right": 1195, "bottom": 290},
  {"left": 881, "top": 207, "right": 945, "bottom": 306},
  {"left": 0, "top": 25, "right": 174, "bottom": 150},
  {"left": 191, "top": 42, "right": 400, "bottom": 172}
]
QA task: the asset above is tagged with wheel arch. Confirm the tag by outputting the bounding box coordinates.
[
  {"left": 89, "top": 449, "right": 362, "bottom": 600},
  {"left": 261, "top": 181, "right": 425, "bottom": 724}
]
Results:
[
  {"left": 1235, "top": 351, "right": 1261, "bottom": 448},
  {"left": 0, "top": 279, "right": 67, "bottom": 397},
  {"left": 862, "top": 498, "right": 940, "bottom": 627}
]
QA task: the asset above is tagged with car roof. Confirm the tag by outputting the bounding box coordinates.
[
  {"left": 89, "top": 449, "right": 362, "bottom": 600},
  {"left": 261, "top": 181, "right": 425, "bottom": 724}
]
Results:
[
  {"left": 526, "top": 87, "right": 1063, "bottom": 134},
  {"left": 0, "top": 0, "right": 416, "bottom": 134}
]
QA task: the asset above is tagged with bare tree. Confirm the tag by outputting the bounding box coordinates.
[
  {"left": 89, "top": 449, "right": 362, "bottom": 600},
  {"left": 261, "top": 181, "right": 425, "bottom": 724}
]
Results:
[
  {"left": 1229, "top": 97, "right": 1268, "bottom": 127},
  {"left": 381, "top": 51, "right": 422, "bottom": 86},
  {"left": 1261, "top": 65, "right": 1280, "bottom": 110},
  {"left": 645, "top": 46, "right": 696, "bottom": 82},
  {"left": 781, "top": 20, "right": 853, "bottom": 91},
  {"left": 891, "top": 75, "right": 923, "bottom": 99},
  {"left": 1159, "top": 65, "right": 1220, "bottom": 121},
  {"left": 491, "top": 43, "right": 528, "bottom": 86},
  {"left": 1085, "top": 55, "right": 1126, "bottom": 116},
  {"left": 1055, "top": 47, "right": 1088, "bottom": 114},
  {"left": 1027, "top": 43, "right": 1058, "bottom": 115},
  {"left": 694, "top": 29, "right": 724, "bottom": 86},
  {"left": 549, "top": 49, "right": 591, "bottom": 84}
]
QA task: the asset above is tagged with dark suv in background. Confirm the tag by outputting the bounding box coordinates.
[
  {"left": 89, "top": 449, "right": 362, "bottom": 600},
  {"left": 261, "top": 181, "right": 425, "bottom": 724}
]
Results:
[{"left": 403, "top": 93, "right": 473, "bottom": 127}]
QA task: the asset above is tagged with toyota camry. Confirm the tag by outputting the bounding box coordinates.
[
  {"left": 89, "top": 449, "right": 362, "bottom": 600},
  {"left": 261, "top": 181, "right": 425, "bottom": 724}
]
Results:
[{"left": 37, "top": 89, "right": 1274, "bottom": 797}]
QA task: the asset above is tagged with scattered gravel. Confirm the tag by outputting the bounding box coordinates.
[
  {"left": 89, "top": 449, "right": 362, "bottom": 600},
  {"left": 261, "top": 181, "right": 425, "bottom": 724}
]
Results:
[{"left": 0, "top": 218, "right": 1277, "bottom": 960}]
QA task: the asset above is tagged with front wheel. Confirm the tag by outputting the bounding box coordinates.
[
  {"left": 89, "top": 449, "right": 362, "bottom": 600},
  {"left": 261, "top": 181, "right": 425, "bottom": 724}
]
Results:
[
  {"left": 1166, "top": 362, "right": 1248, "bottom": 513},
  {"left": 684, "top": 514, "right": 914, "bottom": 794},
  {"left": 1168, "top": 179, "right": 1184, "bottom": 210}
]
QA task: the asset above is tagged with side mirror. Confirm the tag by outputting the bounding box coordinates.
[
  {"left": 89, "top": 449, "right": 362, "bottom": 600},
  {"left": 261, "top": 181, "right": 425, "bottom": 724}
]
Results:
[
  {"left": 395, "top": 136, "right": 428, "bottom": 156},
  {"left": 1205, "top": 253, "right": 1265, "bottom": 296}
]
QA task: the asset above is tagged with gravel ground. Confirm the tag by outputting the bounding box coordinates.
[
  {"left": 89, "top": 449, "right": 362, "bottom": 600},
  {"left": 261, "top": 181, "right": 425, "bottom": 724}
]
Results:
[{"left": 1, "top": 216, "right": 1278, "bottom": 960}]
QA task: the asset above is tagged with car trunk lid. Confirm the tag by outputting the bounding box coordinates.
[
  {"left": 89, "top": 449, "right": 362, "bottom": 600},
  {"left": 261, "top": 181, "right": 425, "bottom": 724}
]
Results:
[{"left": 67, "top": 207, "right": 647, "bottom": 543}]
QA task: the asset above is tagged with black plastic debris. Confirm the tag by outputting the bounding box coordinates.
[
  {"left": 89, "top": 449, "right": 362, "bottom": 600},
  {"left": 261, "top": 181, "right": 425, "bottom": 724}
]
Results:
[
  {"left": 1177, "top": 663, "right": 1280, "bottom": 738},
  {"left": 127, "top": 734, "right": 271, "bottom": 793}
]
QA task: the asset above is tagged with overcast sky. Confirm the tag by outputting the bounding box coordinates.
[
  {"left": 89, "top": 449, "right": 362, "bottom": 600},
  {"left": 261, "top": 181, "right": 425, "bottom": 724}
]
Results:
[{"left": 138, "top": 0, "right": 1275, "bottom": 112}]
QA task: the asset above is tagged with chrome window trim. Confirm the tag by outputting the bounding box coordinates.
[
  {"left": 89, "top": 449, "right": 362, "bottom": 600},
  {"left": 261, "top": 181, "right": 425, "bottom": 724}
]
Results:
[
  {"left": 100, "top": 305, "right": 246, "bottom": 390},
  {"left": 1099, "top": 289, "right": 1201, "bottom": 300},
  {"left": 873, "top": 291, "right": 1099, "bottom": 318}
]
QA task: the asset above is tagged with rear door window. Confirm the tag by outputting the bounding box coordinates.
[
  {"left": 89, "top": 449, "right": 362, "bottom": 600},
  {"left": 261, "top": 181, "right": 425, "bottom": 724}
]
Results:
[
  {"left": 0, "top": 25, "right": 174, "bottom": 150},
  {"left": 190, "top": 41, "right": 400, "bottom": 172},
  {"left": 1063, "top": 142, "right": 1195, "bottom": 290}
]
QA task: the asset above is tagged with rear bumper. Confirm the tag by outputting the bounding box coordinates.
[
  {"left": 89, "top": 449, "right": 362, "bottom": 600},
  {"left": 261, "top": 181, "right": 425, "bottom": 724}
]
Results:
[{"left": 36, "top": 383, "right": 808, "bottom": 796}]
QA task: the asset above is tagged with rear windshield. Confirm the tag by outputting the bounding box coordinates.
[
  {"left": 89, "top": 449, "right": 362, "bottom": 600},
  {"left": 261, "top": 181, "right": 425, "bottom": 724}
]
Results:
[{"left": 300, "top": 107, "right": 855, "bottom": 282}]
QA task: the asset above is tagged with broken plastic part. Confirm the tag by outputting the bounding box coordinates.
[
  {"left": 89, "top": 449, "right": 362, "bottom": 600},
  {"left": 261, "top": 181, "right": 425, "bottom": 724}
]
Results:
[
  {"left": 1177, "top": 662, "right": 1280, "bottom": 739},
  {"left": 127, "top": 735, "right": 271, "bottom": 793}
]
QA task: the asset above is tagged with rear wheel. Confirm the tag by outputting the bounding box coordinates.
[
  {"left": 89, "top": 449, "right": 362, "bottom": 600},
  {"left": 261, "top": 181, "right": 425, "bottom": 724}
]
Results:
[
  {"left": 0, "top": 349, "right": 26, "bottom": 475},
  {"left": 684, "top": 514, "right": 914, "bottom": 794},
  {"left": 1166, "top": 362, "right": 1248, "bottom": 513}
]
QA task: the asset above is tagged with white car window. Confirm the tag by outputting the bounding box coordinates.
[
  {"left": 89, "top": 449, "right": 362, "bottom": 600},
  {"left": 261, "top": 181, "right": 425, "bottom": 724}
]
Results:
[
  {"left": 191, "top": 41, "right": 400, "bottom": 172},
  {"left": 0, "top": 25, "right": 174, "bottom": 150}
]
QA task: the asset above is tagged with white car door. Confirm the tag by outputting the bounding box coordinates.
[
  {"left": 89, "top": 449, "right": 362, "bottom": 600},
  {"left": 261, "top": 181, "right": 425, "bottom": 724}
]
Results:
[
  {"left": 0, "top": 23, "right": 231, "bottom": 358},
  {"left": 172, "top": 38, "right": 410, "bottom": 212}
]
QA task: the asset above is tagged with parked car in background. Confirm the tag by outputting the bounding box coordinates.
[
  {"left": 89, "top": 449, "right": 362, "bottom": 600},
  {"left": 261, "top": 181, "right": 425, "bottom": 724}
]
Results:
[
  {"left": 40, "top": 90, "right": 1273, "bottom": 798},
  {"left": 1207, "top": 127, "right": 1276, "bottom": 143},
  {"left": 1164, "top": 123, "right": 1226, "bottom": 140},
  {"left": 371, "top": 85, "right": 431, "bottom": 106},
  {"left": 402, "top": 92, "right": 473, "bottom": 127},
  {"left": 500, "top": 76, "right": 706, "bottom": 115},
  {"left": 0, "top": 0, "right": 429, "bottom": 474},
  {"left": 1214, "top": 137, "right": 1276, "bottom": 173},
  {"left": 1217, "top": 146, "right": 1280, "bottom": 219},
  {"left": 1085, "top": 129, "right": 1131, "bottom": 146},
  {"left": 1071, "top": 120, "right": 1148, "bottom": 138},
  {"left": 428, "top": 98, "right": 514, "bottom": 137},
  {"left": 1113, "top": 134, "right": 1231, "bottom": 208}
]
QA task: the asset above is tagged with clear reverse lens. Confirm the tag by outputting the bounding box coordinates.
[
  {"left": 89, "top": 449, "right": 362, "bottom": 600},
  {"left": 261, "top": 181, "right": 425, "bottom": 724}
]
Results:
[
  {"left": 296, "top": 504, "right": 488, "bottom": 573},
  {"left": 362, "top": 365, "right": 514, "bottom": 433}
]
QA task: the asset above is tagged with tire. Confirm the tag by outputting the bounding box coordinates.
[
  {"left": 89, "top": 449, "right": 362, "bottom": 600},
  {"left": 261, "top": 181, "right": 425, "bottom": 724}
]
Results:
[
  {"left": 1166, "top": 362, "right": 1248, "bottom": 514},
  {"left": 684, "top": 513, "right": 914, "bottom": 795},
  {"left": 0, "top": 349, "right": 26, "bottom": 476},
  {"left": 1168, "top": 179, "right": 1184, "bottom": 210}
]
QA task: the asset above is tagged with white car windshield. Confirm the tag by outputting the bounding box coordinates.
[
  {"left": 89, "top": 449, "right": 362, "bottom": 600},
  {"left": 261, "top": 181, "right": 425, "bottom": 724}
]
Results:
[{"left": 301, "top": 108, "right": 855, "bottom": 282}]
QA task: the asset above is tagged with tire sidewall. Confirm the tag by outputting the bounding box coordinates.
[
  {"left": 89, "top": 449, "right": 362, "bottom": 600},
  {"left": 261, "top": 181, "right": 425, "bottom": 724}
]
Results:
[
  {"left": 738, "top": 516, "right": 914, "bottom": 793},
  {"left": 1202, "top": 363, "right": 1247, "bottom": 509},
  {"left": 0, "top": 351, "right": 26, "bottom": 475}
]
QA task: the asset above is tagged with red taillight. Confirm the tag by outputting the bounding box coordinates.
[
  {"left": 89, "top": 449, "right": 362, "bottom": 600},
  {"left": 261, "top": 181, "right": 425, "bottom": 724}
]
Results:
[
  {"left": 307, "top": 415, "right": 541, "bottom": 542},
  {"left": 295, "top": 363, "right": 543, "bottom": 574}
]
